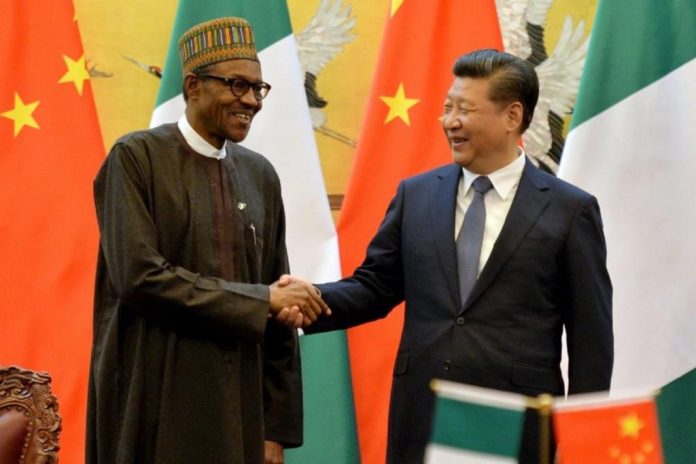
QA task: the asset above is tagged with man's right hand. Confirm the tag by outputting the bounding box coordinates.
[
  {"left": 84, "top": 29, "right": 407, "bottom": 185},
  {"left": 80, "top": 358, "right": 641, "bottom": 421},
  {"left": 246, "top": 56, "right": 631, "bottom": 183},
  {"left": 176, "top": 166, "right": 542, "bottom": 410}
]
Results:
[{"left": 269, "top": 276, "right": 330, "bottom": 328}]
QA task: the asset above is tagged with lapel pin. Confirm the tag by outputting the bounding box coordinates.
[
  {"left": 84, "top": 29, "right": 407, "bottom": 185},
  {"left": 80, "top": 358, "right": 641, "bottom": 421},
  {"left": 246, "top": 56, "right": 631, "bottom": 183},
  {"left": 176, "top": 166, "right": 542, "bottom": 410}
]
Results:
[{"left": 237, "top": 202, "right": 247, "bottom": 210}]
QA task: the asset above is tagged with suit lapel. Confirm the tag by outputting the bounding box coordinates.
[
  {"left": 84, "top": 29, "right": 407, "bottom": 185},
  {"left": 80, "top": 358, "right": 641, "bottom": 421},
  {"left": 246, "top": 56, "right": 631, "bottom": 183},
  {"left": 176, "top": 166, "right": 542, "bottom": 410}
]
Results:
[
  {"left": 461, "top": 160, "right": 550, "bottom": 312},
  {"left": 429, "top": 164, "right": 462, "bottom": 311}
]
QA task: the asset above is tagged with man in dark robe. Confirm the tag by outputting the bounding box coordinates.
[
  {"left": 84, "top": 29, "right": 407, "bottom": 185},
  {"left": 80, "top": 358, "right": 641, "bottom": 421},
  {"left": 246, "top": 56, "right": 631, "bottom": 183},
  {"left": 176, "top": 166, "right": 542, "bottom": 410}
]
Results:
[{"left": 86, "top": 17, "right": 327, "bottom": 464}]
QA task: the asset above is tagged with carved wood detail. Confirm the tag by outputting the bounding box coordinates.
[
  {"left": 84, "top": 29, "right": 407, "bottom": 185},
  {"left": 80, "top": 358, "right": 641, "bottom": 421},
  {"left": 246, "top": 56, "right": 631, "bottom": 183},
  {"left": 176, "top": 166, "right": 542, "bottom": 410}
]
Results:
[{"left": 0, "top": 366, "right": 61, "bottom": 463}]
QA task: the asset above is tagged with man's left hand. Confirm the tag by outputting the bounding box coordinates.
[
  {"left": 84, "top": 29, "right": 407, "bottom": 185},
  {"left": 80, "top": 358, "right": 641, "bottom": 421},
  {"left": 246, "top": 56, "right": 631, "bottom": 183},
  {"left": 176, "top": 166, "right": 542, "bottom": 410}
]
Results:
[{"left": 264, "top": 440, "right": 284, "bottom": 464}]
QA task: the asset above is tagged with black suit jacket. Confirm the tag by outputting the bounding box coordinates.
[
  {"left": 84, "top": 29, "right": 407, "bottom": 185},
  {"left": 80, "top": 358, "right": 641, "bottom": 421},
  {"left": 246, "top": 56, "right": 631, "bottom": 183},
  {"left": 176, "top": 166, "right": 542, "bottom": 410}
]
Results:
[{"left": 309, "top": 159, "right": 613, "bottom": 463}]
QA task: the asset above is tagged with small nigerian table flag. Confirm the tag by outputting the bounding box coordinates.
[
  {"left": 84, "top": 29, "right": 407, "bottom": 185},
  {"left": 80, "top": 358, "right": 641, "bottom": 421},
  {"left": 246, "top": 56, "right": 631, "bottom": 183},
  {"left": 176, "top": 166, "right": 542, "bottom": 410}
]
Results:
[{"left": 426, "top": 380, "right": 527, "bottom": 463}]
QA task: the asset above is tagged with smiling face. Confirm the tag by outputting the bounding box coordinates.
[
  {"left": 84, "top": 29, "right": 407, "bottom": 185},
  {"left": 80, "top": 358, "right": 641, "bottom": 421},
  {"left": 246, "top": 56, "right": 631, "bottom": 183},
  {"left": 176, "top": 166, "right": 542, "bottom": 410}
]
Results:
[
  {"left": 442, "top": 76, "right": 523, "bottom": 174},
  {"left": 184, "top": 59, "right": 263, "bottom": 147}
]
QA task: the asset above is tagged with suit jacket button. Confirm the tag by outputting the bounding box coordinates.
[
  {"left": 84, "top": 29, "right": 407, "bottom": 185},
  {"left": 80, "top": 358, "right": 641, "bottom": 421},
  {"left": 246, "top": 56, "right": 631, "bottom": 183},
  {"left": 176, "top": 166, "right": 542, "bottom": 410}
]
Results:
[
  {"left": 456, "top": 316, "right": 465, "bottom": 325},
  {"left": 443, "top": 361, "right": 451, "bottom": 372}
]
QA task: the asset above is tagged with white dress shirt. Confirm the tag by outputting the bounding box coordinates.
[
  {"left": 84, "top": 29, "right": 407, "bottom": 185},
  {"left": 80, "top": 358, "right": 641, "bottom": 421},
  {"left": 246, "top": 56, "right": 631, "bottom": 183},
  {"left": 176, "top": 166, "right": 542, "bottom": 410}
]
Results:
[
  {"left": 177, "top": 115, "right": 227, "bottom": 159},
  {"left": 455, "top": 150, "right": 527, "bottom": 275}
]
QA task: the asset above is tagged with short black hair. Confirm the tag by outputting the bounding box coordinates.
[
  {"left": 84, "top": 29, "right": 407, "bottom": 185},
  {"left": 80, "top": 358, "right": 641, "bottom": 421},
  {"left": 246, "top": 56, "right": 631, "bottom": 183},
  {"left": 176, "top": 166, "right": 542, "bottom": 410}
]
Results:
[{"left": 452, "top": 49, "right": 539, "bottom": 133}]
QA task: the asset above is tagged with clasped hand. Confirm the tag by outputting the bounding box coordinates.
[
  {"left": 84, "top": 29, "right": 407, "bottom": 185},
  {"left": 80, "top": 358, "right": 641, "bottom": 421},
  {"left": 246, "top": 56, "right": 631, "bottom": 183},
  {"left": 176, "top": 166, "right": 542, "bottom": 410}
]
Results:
[{"left": 269, "top": 274, "right": 331, "bottom": 328}]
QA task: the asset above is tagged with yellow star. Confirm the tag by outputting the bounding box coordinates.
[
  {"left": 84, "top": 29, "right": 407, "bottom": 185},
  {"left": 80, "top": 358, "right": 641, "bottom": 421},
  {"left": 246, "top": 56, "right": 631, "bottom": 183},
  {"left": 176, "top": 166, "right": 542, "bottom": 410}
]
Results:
[
  {"left": 391, "top": 0, "right": 405, "bottom": 17},
  {"left": 379, "top": 83, "right": 420, "bottom": 126},
  {"left": 619, "top": 413, "right": 645, "bottom": 439},
  {"left": 1, "top": 92, "right": 40, "bottom": 137},
  {"left": 58, "top": 54, "right": 90, "bottom": 95}
]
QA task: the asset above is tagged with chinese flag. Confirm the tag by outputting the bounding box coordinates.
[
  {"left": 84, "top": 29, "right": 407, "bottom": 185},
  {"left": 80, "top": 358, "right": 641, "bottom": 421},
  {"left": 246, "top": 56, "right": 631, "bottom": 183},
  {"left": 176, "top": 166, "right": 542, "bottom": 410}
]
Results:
[
  {"left": 338, "top": 1, "right": 503, "bottom": 462},
  {"left": 554, "top": 397, "right": 664, "bottom": 464},
  {"left": 0, "top": 1, "right": 104, "bottom": 462}
]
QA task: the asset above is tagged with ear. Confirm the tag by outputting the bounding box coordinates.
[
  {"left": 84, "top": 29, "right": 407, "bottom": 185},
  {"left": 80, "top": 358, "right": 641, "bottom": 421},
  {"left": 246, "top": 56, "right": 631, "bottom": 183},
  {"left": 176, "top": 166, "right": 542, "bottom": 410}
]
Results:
[
  {"left": 183, "top": 73, "right": 202, "bottom": 101},
  {"left": 505, "top": 101, "right": 524, "bottom": 134}
]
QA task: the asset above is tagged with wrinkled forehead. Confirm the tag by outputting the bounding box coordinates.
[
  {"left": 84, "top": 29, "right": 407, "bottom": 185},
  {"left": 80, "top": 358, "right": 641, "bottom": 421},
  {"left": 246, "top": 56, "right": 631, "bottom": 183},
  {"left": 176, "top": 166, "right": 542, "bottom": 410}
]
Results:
[{"left": 206, "top": 58, "right": 263, "bottom": 80}]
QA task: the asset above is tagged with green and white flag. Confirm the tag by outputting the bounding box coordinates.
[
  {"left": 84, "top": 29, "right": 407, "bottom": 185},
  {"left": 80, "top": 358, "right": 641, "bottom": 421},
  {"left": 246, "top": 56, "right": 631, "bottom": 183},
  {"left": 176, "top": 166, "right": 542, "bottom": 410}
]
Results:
[
  {"left": 559, "top": 0, "right": 696, "bottom": 392},
  {"left": 426, "top": 380, "right": 526, "bottom": 463},
  {"left": 657, "top": 366, "right": 696, "bottom": 463},
  {"left": 151, "top": 2, "right": 358, "bottom": 462}
]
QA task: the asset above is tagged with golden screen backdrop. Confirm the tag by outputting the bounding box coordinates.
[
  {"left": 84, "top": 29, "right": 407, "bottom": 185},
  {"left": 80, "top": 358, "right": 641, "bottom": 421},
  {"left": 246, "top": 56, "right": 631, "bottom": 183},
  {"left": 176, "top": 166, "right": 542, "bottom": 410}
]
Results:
[{"left": 75, "top": 0, "right": 596, "bottom": 208}]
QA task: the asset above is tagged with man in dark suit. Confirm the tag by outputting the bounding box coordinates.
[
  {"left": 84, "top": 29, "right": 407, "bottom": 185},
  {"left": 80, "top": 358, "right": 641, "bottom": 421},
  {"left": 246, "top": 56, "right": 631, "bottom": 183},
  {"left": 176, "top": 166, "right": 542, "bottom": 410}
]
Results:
[{"left": 294, "top": 49, "right": 613, "bottom": 463}]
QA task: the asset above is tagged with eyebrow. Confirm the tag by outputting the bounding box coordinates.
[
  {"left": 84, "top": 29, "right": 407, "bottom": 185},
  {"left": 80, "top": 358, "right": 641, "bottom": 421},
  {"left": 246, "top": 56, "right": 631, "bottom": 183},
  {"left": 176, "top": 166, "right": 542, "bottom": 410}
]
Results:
[{"left": 444, "top": 96, "right": 476, "bottom": 107}]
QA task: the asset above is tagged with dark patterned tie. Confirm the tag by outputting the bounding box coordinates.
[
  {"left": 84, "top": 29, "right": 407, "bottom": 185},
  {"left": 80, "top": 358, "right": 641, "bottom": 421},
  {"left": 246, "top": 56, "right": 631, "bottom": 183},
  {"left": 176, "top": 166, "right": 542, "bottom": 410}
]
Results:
[{"left": 457, "top": 176, "right": 493, "bottom": 307}]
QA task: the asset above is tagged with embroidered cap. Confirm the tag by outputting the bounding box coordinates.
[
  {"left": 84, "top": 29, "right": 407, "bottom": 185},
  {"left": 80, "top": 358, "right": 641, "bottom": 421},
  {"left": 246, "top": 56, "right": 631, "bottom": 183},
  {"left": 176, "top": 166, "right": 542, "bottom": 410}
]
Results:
[{"left": 178, "top": 17, "right": 258, "bottom": 75}]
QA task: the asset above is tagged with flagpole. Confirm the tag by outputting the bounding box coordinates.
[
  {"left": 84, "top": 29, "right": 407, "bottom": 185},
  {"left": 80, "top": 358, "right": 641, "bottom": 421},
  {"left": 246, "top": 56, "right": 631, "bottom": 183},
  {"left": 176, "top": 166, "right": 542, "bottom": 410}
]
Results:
[{"left": 537, "top": 394, "right": 553, "bottom": 464}]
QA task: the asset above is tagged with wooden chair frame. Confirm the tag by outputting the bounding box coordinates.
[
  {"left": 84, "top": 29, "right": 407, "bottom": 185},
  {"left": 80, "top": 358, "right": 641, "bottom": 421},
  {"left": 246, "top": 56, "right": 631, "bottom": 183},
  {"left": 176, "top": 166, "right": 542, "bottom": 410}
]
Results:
[{"left": 0, "top": 366, "right": 61, "bottom": 463}]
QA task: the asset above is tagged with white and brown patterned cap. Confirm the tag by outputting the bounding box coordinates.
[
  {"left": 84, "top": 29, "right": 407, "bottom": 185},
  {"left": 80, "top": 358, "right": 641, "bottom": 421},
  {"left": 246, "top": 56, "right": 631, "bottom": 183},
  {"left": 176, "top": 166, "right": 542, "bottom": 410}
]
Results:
[{"left": 179, "top": 17, "right": 258, "bottom": 75}]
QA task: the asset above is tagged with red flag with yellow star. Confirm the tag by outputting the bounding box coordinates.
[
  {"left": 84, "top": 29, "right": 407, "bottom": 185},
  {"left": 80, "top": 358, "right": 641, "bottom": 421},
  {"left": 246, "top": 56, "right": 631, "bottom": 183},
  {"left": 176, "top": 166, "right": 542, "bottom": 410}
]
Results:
[
  {"left": 554, "top": 395, "right": 664, "bottom": 464},
  {"left": 337, "top": 1, "right": 503, "bottom": 462},
  {"left": 0, "top": 1, "right": 104, "bottom": 462}
]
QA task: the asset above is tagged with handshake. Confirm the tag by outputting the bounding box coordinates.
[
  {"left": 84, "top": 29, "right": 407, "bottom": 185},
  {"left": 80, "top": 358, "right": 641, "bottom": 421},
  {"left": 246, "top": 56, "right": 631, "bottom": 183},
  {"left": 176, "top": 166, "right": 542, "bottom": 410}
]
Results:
[{"left": 268, "top": 274, "right": 331, "bottom": 328}]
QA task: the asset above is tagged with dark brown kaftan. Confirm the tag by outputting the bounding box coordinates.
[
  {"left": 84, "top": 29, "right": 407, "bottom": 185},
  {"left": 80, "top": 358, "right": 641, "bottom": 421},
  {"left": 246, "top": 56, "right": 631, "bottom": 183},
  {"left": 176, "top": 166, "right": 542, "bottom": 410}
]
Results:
[{"left": 86, "top": 124, "right": 301, "bottom": 464}]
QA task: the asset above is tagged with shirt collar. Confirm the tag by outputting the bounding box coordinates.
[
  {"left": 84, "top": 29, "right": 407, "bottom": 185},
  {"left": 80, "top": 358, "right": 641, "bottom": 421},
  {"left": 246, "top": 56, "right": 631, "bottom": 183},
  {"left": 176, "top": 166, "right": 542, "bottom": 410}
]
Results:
[
  {"left": 177, "top": 115, "right": 227, "bottom": 160},
  {"left": 461, "top": 148, "right": 527, "bottom": 200}
]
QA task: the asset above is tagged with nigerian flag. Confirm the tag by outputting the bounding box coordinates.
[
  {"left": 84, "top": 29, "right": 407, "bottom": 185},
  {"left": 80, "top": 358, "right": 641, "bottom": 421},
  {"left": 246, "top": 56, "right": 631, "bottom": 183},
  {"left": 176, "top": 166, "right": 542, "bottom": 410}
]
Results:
[
  {"left": 657, "top": 367, "right": 696, "bottom": 463},
  {"left": 151, "top": 1, "right": 359, "bottom": 462},
  {"left": 559, "top": 1, "right": 696, "bottom": 393},
  {"left": 425, "top": 381, "right": 526, "bottom": 463}
]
